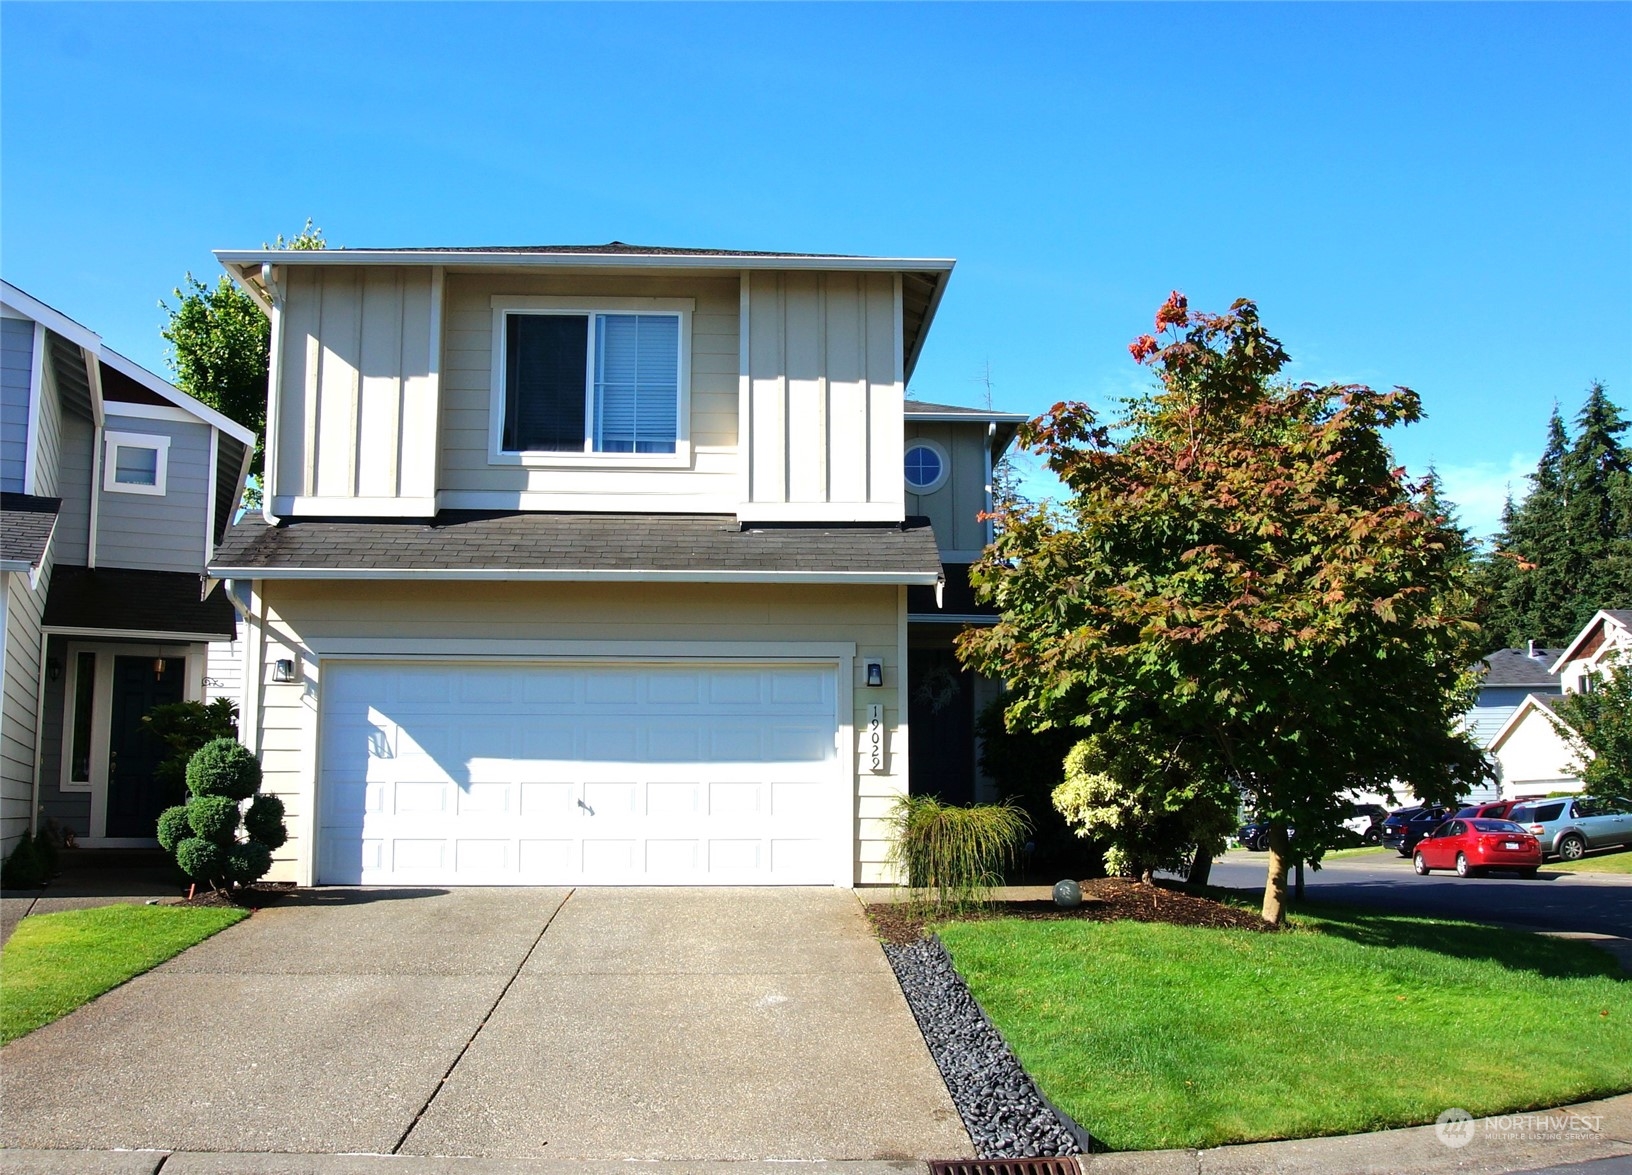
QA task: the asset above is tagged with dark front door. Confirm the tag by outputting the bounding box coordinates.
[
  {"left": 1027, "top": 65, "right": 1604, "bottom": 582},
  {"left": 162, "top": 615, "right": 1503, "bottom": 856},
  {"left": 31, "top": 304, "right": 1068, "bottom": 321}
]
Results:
[
  {"left": 907, "top": 645, "right": 977, "bottom": 804},
  {"left": 105, "top": 655, "right": 186, "bottom": 838}
]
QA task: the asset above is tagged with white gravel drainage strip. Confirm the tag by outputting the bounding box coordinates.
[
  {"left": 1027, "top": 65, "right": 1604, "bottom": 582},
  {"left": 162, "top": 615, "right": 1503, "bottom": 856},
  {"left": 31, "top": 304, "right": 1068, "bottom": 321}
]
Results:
[{"left": 884, "top": 937, "right": 1094, "bottom": 1158}]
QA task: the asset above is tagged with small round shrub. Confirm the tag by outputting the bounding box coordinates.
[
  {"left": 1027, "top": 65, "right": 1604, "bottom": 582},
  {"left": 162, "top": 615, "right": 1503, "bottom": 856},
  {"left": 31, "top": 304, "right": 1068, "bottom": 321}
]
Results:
[
  {"left": 31, "top": 829, "right": 59, "bottom": 878},
  {"left": 175, "top": 837, "right": 227, "bottom": 881},
  {"left": 244, "top": 794, "right": 287, "bottom": 849},
  {"left": 156, "top": 805, "right": 192, "bottom": 852},
  {"left": 186, "top": 738, "right": 261, "bottom": 801},
  {"left": 226, "top": 840, "right": 273, "bottom": 886},
  {"left": 1, "top": 837, "right": 45, "bottom": 889},
  {"left": 187, "top": 795, "right": 241, "bottom": 842}
]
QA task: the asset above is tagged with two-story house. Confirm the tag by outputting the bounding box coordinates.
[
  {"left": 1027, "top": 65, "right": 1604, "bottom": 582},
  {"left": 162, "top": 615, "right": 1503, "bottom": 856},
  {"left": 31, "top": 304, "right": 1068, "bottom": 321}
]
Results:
[
  {"left": 1489, "top": 610, "right": 1632, "bottom": 797},
  {"left": 1, "top": 281, "right": 256, "bottom": 859},
  {"left": 1469, "top": 644, "right": 1563, "bottom": 749},
  {"left": 208, "top": 243, "right": 1021, "bottom": 889}
]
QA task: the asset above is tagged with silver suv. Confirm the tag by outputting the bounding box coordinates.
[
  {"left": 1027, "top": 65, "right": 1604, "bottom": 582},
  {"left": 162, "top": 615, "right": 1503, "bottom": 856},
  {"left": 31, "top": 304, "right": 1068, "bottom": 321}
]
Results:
[{"left": 1508, "top": 795, "right": 1632, "bottom": 861}]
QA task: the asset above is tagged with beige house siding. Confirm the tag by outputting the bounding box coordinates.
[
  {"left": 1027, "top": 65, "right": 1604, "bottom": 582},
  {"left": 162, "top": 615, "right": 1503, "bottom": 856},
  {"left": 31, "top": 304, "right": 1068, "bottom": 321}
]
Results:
[
  {"left": 270, "top": 265, "right": 440, "bottom": 516},
  {"left": 437, "top": 272, "right": 741, "bottom": 512},
  {"left": 1, "top": 557, "right": 51, "bottom": 854},
  {"left": 905, "top": 420, "right": 990, "bottom": 558},
  {"left": 742, "top": 270, "right": 903, "bottom": 521},
  {"left": 244, "top": 580, "right": 908, "bottom": 886}
]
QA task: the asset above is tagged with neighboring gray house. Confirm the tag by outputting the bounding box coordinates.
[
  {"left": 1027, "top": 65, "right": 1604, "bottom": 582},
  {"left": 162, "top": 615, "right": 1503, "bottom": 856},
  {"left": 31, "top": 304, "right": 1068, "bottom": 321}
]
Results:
[
  {"left": 1, "top": 281, "right": 255, "bottom": 857},
  {"left": 1471, "top": 645, "right": 1563, "bottom": 749}
]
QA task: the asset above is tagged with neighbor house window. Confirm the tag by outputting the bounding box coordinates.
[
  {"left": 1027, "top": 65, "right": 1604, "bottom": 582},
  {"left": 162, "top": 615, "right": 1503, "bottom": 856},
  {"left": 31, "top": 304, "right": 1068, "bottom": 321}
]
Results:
[
  {"left": 499, "top": 309, "right": 684, "bottom": 455},
  {"left": 103, "top": 431, "right": 170, "bottom": 495}
]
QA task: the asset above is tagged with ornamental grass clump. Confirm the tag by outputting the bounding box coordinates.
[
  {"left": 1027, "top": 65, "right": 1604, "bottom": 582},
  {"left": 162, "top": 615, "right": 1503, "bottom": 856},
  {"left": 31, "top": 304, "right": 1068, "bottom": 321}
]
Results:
[
  {"left": 156, "top": 738, "right": 285, "bottom": 892},
  {"left": 887, "top": 794, "right": 1029, "bottom": 912}
]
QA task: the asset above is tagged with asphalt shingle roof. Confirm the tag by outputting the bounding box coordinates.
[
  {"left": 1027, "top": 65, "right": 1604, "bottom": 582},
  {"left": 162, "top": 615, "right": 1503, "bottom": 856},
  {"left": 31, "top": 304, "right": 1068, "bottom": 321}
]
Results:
[
  {"left": 0, "top": 494, "right": 60, "bottom": 568},
  {"left": 1481, "top": 648, "right": 1564, "bottom": 686},
  {"left": 43, "top": 566, "right": 236, "bottom": 639},
  {"left": 210, "top": 512, "right": 943, "bottom": 581}
]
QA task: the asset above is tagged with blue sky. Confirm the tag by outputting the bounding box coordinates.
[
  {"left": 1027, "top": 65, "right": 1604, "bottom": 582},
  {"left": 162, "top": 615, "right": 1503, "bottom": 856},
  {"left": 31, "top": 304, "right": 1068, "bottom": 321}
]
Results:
[{"left": 3, "top": 2, "right": 1627, "bottom": 539}]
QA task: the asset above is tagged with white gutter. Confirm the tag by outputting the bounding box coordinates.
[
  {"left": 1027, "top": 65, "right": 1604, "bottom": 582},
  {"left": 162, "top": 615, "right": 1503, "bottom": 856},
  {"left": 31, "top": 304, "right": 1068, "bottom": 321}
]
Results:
[
  {"left": 206, "top": 566, "right": 942, "bottom": 585},
  {"left": 218, "top": 250, "right": 955, "bottom": 272}
]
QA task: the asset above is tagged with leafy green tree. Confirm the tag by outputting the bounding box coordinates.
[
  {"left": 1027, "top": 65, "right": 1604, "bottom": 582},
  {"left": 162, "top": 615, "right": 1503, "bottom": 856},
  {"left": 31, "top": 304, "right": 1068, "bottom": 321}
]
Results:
[
  {"left": 1554, "top": 651, "right": 1632, "bottom": 795},
  {"left": 161, "top": 220, "right": 326, "bottom": 508},
  {"left": 1479, "top": 386, "right": 1632, "bottom": 647},
  {"left": 957, "top": 294, "right": 1489, "bottom": 923}
]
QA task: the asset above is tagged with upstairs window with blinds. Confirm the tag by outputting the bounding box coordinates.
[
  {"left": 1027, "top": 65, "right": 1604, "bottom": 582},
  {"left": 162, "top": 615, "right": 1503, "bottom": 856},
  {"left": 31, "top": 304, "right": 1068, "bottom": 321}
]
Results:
[{"left": 502, "top": 312, "right": 681, "bottom": 454}]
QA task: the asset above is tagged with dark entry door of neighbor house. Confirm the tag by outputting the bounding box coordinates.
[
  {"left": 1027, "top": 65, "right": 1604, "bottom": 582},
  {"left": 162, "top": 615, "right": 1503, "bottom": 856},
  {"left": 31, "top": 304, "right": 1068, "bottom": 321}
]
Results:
[
  {"left": 907, "top": 645, "right": 977, "bottom": 805},
  {"left": 105, "top": 655, "right": 186, "bottom": 838}
]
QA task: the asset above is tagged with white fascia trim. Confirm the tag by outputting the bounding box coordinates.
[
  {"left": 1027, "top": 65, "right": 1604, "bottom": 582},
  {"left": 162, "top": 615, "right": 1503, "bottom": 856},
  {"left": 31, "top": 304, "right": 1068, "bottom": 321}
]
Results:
[
  {"left": 275, "top": 496, "right": 438, "bottom": 518},
  {"left": 903, "top": 411, "right": 1030, "bottom": 424},
  {"left": 43, "top": 625, "right": 232, "bottom": 643},
  {"left": 218, "top": 250, "right": 956, "bottom": 273},
  {"left": 310, "top": 638, "right": 858, "bottom": 660},
  {"left": 208, "top": 565, "right": 942, "bottom": 585},
  {"left": 103, "top": 401, "right": 198, "bottom": 425},
  {"left": 99, "top": 348, "right": 257, "bottom": 447},
  {"left": 1488, "top": 694, "right": 1578, "bottom": 751},
  {"left": 737, "top": 502, "right": 907, "bottom": 524},
  {"left": 434, "top": 490, "right": 738, "bottom": 513},
  {"left": 0, "top": 282, "right": 101, "bottom": 353},
  {"left": 907, "top": 613, "right": 998, "bottom": 626},
  {"left": 1547, "top": 610, "right": 1622, "bottom": 674}
]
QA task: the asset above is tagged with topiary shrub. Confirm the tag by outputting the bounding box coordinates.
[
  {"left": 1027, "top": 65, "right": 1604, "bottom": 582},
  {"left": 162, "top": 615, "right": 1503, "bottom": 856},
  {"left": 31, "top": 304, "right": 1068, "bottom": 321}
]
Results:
[
  {"left": 1, "top": 836, "right": 46, "bottom": 890},
  {"left": 162, "top": 738, "right": 285, "bottom": 892},
  {"left": 186, "top": 739, "right": 261, "bottom": 801},
  {"left": 156, "top": 805, "right": 191, "bottom": 853}
]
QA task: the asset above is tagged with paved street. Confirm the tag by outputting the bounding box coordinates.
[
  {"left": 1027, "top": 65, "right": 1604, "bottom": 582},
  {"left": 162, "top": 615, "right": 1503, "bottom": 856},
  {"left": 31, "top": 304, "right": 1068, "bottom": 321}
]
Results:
[{"left": 1206, "top": 849, "right": 1632, "bottom": 937}]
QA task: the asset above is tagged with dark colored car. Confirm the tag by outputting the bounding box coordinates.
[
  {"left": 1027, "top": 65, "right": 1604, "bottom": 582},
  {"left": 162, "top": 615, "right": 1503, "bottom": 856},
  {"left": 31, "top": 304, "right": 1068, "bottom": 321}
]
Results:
[
  {"left": 1382, "top": 804, "right": 1457, "bottom": 855},
  {"left": 1237, "top": 802, "right": 1389, "bottom": 851},
  {"left": 1412, "top": 818, "right": 1542, "bottom": 877}
]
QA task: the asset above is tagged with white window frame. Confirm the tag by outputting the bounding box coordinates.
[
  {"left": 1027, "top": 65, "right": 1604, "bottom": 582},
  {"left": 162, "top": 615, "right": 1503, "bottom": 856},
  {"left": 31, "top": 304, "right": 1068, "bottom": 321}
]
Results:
[
  {"left": 903, "top": 437, "right": 950, "bottom": 495},
  {"left": 103, "top": 430, "right": 170, "bottom": 496},
  {"left": 488, "top": 295, "right": 693, "bottom": 469}
]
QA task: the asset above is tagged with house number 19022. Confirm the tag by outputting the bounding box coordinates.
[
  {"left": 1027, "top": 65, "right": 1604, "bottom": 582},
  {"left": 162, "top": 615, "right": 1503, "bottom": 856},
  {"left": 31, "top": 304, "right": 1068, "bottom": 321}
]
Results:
[{"left": 866, "top": 704, "right": 885, "bottom": 774}]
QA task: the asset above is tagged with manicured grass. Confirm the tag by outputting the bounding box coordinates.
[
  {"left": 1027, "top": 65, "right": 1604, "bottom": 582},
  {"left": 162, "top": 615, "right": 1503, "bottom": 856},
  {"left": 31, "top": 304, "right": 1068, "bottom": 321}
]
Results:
[
  {"left": 936, "top": 908, "right": 1632, "bottom": 1152},
  {"left": 1, "top": 904, "right": 246, "bottom": 1043},
  {"left": 1322, "top": 844, "right": 1391, "bottom": 860},
  {"left": 1542, "top": 848, "right": 1632, "bottom": 875}
]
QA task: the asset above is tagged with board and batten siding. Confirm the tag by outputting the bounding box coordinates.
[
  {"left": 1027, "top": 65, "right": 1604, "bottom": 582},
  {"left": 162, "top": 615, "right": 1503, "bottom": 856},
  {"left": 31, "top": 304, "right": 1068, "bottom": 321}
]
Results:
[
  {"left": 1, "top": 317, "right": 35, "bottom": 493},
  {"left": 1, "top": 557, "right": 51, "bottom": 853},
  {"left": 244, "top": 580, "right": 909, "bottom": 887},
  {"left": 437, "top": 272, "right": 741, "bottom": 512},
  {"left": 270, "top": 266, "right": 439, "bottom": 516},
  {"left": 743, "top": 271, "right": 904, "bottom": 522},
  {"left": 95, "top": 413, "right": 214, "bottom": 575},
  {"left": 904, "top": 421, "right": 990, "bottom": 559}
]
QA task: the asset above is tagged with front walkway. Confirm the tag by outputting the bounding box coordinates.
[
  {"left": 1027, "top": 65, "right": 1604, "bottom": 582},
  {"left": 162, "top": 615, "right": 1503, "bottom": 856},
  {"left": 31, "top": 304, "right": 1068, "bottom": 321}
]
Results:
[{"left": 0, "top": 887, "right": 968, "bottom": 1161}]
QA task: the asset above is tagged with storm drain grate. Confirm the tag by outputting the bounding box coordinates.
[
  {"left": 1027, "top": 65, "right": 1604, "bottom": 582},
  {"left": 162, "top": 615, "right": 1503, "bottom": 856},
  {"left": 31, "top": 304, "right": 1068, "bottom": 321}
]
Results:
[{"left": 929, "top": 1161, "right": 1079, "bottom": 1175}]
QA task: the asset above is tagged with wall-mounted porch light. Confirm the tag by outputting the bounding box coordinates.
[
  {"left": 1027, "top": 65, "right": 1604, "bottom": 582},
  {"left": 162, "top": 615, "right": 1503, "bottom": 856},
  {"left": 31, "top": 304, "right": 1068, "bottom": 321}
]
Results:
[
  {"left": 272, "top": 659, "right": 297, "bottom": 683},
  {"left": 863, "top": 658, "right": 884, "bottom": 688}
]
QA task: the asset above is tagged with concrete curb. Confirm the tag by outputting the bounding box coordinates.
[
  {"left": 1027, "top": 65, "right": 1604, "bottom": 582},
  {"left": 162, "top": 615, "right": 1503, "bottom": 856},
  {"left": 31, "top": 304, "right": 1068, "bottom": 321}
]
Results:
[{"left": 6, "top": 1090, "right": 1630, "bottom": 1175}]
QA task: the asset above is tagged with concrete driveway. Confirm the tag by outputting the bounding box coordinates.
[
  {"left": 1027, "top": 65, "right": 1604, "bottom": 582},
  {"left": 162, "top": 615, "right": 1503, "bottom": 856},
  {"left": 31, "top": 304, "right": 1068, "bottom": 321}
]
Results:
[{"left": 0, "top": 887, "right": 969, "bottom": 1161}]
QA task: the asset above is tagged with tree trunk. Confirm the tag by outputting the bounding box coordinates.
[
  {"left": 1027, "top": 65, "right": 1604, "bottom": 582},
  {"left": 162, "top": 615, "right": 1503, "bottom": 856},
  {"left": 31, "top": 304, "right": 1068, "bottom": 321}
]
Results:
[
  {"left": 1188, "top": 846, "right": 1214, "bottom": 887},
  {"left": 1263, "top": 823, "right": 1291, "bottom": 925}
]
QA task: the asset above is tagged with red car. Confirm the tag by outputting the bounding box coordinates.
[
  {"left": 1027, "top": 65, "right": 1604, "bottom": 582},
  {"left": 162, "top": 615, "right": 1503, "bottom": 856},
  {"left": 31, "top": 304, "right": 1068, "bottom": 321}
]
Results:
[
  {"left": 1453, "top": 799, "right": 1540, "bottom": 821},
  {"left": 1413, "top": 818, "right": 1542, "bottom": 877}
]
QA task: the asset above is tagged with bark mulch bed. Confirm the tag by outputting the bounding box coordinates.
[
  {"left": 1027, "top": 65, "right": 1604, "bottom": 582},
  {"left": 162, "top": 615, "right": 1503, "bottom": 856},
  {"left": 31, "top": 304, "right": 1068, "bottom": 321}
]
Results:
[
  {"left": 867, "top": 877, "right": 1274, "bottom": 945},
  {"left": 172, "top": 881, "right": 299, "bottom": 910}
]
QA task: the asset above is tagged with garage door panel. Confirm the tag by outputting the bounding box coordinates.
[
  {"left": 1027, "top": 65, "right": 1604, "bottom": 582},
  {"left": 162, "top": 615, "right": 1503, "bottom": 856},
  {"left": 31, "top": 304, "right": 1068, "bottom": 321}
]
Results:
[{"left": 317, "top": 662, "right": 842, "bottom": 886}]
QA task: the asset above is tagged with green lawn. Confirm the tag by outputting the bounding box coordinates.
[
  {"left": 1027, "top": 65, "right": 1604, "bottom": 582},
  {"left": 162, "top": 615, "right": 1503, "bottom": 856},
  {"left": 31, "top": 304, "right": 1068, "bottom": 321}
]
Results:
[
  {"left": 1542, "top": 848, "right": 1632, "bottom": 875},
  {"left": 936, "top": 909, "right": 1632, "bottom": 1152},
  {"left": 1, "top": 904, "right": 246, "bottom": 1044}
]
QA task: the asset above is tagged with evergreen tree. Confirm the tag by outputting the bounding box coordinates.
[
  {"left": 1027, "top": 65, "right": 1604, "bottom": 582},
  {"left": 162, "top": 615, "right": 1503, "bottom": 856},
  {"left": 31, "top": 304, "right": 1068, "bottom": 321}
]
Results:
[{"left": 1477, "top": 388, "right": 1632, "bottom": 648}]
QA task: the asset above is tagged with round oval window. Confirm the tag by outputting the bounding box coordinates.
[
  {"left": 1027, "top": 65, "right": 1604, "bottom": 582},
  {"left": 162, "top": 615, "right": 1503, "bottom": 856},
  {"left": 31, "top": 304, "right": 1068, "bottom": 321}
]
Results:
[{"left": 904, "top": 443, "right": 945, "bottom": 492}]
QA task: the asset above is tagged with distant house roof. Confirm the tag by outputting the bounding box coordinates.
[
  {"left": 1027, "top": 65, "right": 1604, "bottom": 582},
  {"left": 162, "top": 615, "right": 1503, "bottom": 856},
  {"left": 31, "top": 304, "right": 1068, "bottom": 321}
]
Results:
[
  {"left": 43, "top": 566, "right": 235, "bottom": 640},
  {"left": 215, "top": 242, "right": 956, "bottom": 382},
  {"left": 210, "top": 512, "right": 942, "bottom": 585},
  {"left": 1481, "top": 648, "right": 1564, "bottom": 688},
  {"left": 904, "top": 399, "right": 1028, "bottom": 460},
  {"left": 1549, "top": 609, "right": 1632, "bottom": 674},
  {"left": 0, "top": 494, "right": 60, "bottom": 572}
]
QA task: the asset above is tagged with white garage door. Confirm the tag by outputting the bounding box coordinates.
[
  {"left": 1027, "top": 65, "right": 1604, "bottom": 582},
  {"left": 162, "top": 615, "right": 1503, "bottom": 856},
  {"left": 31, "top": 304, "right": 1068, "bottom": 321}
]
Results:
[{"left": 316, "top": 661, "right": 843, "bottom": 886}]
